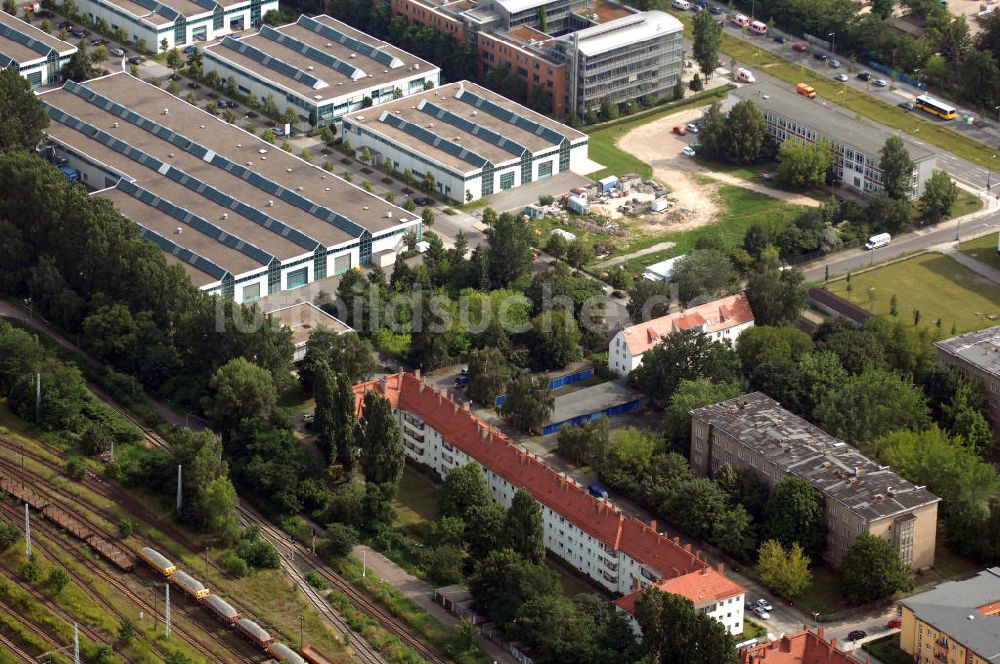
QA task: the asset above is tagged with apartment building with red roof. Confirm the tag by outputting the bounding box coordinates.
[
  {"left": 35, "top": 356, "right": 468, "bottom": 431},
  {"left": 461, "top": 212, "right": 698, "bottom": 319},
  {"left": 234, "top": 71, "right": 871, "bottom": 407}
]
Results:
[
  {"left": 353, "top": 371, "right": 747, "bottom": 635},
  {"left": 609, "top": 292, "right": 755, "bottom": 376},
  {"left": 740, "top": 627, "right": 868, "bottom": 664}
]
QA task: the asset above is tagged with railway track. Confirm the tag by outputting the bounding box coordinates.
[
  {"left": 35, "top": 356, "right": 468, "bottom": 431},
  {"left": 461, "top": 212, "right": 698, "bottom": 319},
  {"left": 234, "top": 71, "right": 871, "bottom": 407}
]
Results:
[
  {"left": 0, "top": 628, "right": 38, "bottom": 663},
  {"left": 0, "top": 474, "right": 249, "bottom": 663},
  {"left": 0, "top": 595, "right": 69, "bottom": 662}
]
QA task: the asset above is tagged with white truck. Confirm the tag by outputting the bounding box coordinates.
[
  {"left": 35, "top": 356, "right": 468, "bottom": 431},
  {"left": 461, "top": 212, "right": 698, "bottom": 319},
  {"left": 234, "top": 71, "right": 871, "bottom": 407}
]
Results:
[{"left": 864, "top": 232, "right": 891, "bottom": 250}]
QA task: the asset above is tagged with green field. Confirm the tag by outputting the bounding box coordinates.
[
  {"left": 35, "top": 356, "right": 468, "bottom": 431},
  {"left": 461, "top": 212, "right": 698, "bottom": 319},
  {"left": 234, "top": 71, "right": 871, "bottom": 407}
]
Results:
[
  {"left": 960, "top": 232, "right": 1000, "bottom": 272},
  {"left": 667, "top": 10, "right": 1000, "bottom": 171},
  {"left": 586, "top": 86, "right": 732, "bottom": 181},
  {"left": 826, "top": 252, "right": 1000, "bottom": 333},
  {"left": 392, "top": 466, "right": 441, "bottom": 538}
]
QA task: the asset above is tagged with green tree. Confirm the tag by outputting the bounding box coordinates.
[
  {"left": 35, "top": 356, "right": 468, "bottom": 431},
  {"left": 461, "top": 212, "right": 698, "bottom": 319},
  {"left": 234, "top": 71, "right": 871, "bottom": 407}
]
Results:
[
  {"left": 503, "top": 489, "right": 545, "bottom": 563},
  {"left": 46, "top": 567, "right": 70, "bottom": 594},
  {"left": 117, "top": 618, "right": 135, "bottom": 647},
  {"left": 692, "top": 9, "right": 723, "bottom": 80},
  {"left": 599, "top": 96, "right": 619, "bottom": 120},
  {"left": 332, "top": 373, "right": 359, "bottom": 474},
  {"left": 713, "top": 504, "right": 758, "bottom": 561},
  {"left": 488, "top": 212, "right": 534, "bottom": 286},
  {"left": 919, "top": 169, "right": 957, "bottom": 223},
  {"left": 724, "top": 100, "right": 768, "bottom": 164},
  {"left": 880, "top": 136, "right": 915, "bottom": 200},
  {"left": 763, "top": 476, "right": 826, "bottom": 556},
  {"left": 424, "top": 543, "right": 465, "bottom": 585},
  {"left": 839, "top": 534, "right": 912, "bottom": 604},
  {"left": 629, "top": 329, "right": 741, "bottom": 407},
  {"left": 118, "top": 517, "right": 133, "bottom": 538},
  {"left": 0, "top": 521, "right": 20, "bottom": 549},
  {"left": 757, "top": 539, "right": 811, "bottom": 599},
  {"left": 466, "top": 347, "right": 510, "bottom": 406},
  {"left": 202, "top": 476, "right": 241, "bottom": 546},
  {"left": 812, "top": 368, "right": 930, "bottom": 451},
  {"left": 299, "top": 329, "right": 375, "bottom": 390},
  {"left": 0, "top": 65, "right": 49, "bottom": 152},
  {"left": 317, "top": 523, "right": 358, "bottom": 560},
  {"left": 470, "top": 548, "right": 559, "bottom": 628},
  {"left": 670, "top": 248, "right": 738, "bottom": 305},
  {"left": 529, "top": 309, "right": 582, "bottom": 370},
  {"left": 698, "top": 102, "right": 727, "bottom": 160},
  {"left": 664, "top": 478, "right": 730, "bottom": 540},
  {"left": 776, "top": 138, "right": 833, "bottom": 189},
  {"left": 499, "top": 370, "right": 554, "bottom": 432},
  {"left": 745, "top": 255, "right": 808, "bottom": 326},
  {"left": 736, "top": 325, "right": 813, "bottom": 374},
  {"left": 626, "top": 279, "right": 672, "bottom": 323},
  {"left": 359, "top": 390, "right": 405, "bottom": 488},
  {"left": 557, "top": 417, "right": 609, "bottom": 466},
  {"left": 545, "top": 232, "right": 568, "bottom": 257},
  {"left": 565, "top": 238, "right": 594, "bottom": 268},
  {"left": 634, "top": 588, "right": 739, "bottom": 664},
  {"left": 165, "top": 48, "right": 183, "bottom": 72},
  {"left": 662, "top": 379, "right": 745, "bottom": 455},
  {"left": 440, "top": 463, "right": 492, "bottom": 521},
  {"left": 90, "top": 45, "right": 109, "bottom": 66},
  {"left": 206, "top": 358, "right": 277, "bottom": 441}
]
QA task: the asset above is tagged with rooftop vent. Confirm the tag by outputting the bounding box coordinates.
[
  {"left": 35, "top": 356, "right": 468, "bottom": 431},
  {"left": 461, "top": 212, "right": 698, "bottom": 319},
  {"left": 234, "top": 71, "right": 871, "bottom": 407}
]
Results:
[
  {"left": 112, "top": 121, "right": 119, "bottom": 128},
  {"left": 175, "top": 227, "right": 183, "bottom": 234},
  {"left": 286, "top": 168, "right": 292, "bottom": 173},
  {"left": 162, "top": 108, "right": 169, "bottom": 115},
  {"left": 326, "top": 42, "right": 332, "bottom": 47},
  {"left": 296, "top": 186, "right": 303, "bottom": 191},
  {"left": 168, "top": 153, "right": 175, "bottom": 158},
  {"left": 237, "top": 143, "right": 242, "bottom": 148},
  {"left": 261, "top": 156, "right": 266, "bottom": 160},
  {"left": 221, "top": 212, "right": 228, "bottom": 220},
  {"left": 363, "top": 205, "right": 369, "bottom": 210},
  {"left": 472, "top": 110, "right": 477, "bottom": 116},
  {"left": 267, "top": 200, "right": 274, "bottom": 207},
  {"left": 414, "top": 63, "right": 419, "bottom": 69},
  {"left": 350, "top": 53, "right": 356, "bottom": 58},
  {"left": 386, "top": 210, "right": 392, "bottom": 218},
  {"left": 199, "top": 124, "right": 205, "bottom": 129},
  {"left": 307, "top": 65, "right": 314, "bottom": 71},
  {"left": 258, "top": 148, "right": 267, "bottom": 154},
  {"left": 246, "top": 161, "right": 253, "bottom": 166}
]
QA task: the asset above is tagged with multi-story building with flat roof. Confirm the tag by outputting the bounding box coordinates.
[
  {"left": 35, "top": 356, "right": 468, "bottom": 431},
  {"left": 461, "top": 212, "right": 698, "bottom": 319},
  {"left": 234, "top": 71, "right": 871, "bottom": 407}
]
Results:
[
  {"left": 202, "top": 15, "right": 440, "bottom": 127},
  {"left": 899, "top": 567, "right": 1000, "bottom": 663},
  {"left": 690, "top": 392, "right": 940, "bottom": 569},
  {"left": 73, "top": 0, "right": 276, "bottom": 51},
  {"left": 0, "top": 10, "right": 77, "bottom": 88},
  {"left": 936, "top": 325, "right": 1000, "bottom": 442},
  {"left": 730, "top": 82, "right": 936, "bottom": 198},
  {"left": 608, "top": 292, "right": 755, "bottom": 377},
  {"left": 342, "top": 80, "right": 588, "bottom": 202},
  {"left": 39, "top": 73, "right": 421, "bottom": 303},
  {"left": 355, "top": 371, "right": 747, "bottom": 635}
]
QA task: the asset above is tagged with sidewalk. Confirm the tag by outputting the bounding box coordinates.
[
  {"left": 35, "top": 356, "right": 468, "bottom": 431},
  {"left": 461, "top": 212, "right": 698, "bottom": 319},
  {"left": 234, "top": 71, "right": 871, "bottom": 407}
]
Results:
[
  {"left": 352, "top": 544, "right": 518, "bottom": 664},
  {"left": 939, "top": 242, "right": 1000, "bottom": 285}
]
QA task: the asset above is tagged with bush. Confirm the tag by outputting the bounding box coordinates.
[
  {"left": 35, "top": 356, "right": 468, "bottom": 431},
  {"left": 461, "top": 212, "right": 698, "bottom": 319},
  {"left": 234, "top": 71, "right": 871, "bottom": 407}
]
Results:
[
  {"left": 219, "top": 549, "right": 249, "bottom": 577},
  {"left": 234, "top": 526, "right": 280, "bottom": 570},
  {"left": 21, "top": 555, "right": 42, "bottom": 583},
  {"left": 317, "top": 523, "right": 358, "bottom": 562},
  {"left": 0, "top": 521, "right": 20, "bottom": 549},
  {"left": 118, "top": 517, "right": 133, "bottom": 538},
  {"left": 305, "top": 570, "right": 329, "bottom": 589},
  {"left": 66, "top": 456, "right": 87, "bottom": 480},
  {"left": 46, "top": 567, "right": 70, "bottom": 594}
]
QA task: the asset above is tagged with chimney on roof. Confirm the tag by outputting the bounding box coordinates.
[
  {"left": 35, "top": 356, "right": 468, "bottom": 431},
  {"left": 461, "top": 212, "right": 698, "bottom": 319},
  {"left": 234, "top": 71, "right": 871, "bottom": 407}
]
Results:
[
  {"left": 463, "top": 401, "right": 471, "bottom": 413},
  {"left": 453, "top": 401, "right": 459, "bottom": 414},
  {"left": 414, "top": 369, "right": 421, "bottom": 380},
  {"left": 717, "top": 563, "right": 724, "bottom": 574},
  {"left": 817, "top": 626, "right": 825, "bottom": 641},
  {"left": 649, "top": 519, "right": 656, "bottom": 531},
  {"left": 829, "top": 637, "right": 838, "bottom": 649},
  {"left": 701, "top": 567, "right": 708, "bottom": 576},
  {"left": 684, "top": 543, "right": 692, "bottom": 552},
  {"left": 437, "top": 391, "right": 443, "bottom": 405},
  {"left": 854, "top": 466, "right": 860, "bottom": 476}
]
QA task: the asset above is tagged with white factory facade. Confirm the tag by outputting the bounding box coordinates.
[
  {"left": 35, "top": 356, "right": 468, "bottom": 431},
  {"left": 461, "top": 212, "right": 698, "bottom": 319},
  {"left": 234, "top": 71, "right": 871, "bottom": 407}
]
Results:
[{"left": 0, "top": 11, "right": 77, "bottom": 88}]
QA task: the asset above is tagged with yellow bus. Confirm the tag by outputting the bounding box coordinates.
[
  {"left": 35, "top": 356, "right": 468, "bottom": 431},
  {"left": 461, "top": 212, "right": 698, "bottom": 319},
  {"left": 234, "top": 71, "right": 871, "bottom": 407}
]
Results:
[{"left": 914, "top": 95, "right": 957, "bottom": 120}]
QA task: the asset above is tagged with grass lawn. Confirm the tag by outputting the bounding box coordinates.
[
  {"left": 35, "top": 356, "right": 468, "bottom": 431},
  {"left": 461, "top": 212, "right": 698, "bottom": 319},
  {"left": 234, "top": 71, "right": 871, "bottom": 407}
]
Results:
[
  {"left": 667, "top": 9, "right": 1000, "bottom": 171},
  {"left": 796, "top": 565, "right": 844, "bottom": 615},
  {"left": 863, "top": 634, "right": 913, "bottom": 664},
  {"left": 392, "top": 466, "right": 440, "bottom": 538},
  {"left": 739, "top": 619, "right": 768, "bottom": 641},
  {"left": 614, "top": 185, "right": 806, "bottom": 276},
  {"left": 951, "top": 189, "right": 984, "bottom": 218},
  {"left": 826, "top": 252, "right": 1000, "bottom": 334},
  {"left": 909, "top": 540, "right": 980, "bottom": 594},
  {"left": 586, "top": 86, "right": 732, "bottom": 181},
  {"left": 960, "top": 232, "right": 1000, "bottom": 273}
]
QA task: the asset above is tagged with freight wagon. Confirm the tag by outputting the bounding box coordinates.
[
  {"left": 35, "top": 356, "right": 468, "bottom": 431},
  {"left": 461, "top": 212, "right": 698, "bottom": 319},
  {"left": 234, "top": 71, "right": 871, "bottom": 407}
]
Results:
[
  {"left": 203, "top": 593, "right": 241, "bottom": 626},
  {"left": 170, "top": 570, "right": 209, "bottom": 600},
  {"left": 267, "top": 642, "right": 306, "bottom": 664},
  {"left": 136, "top": 547, "right": 176, "bottom": 576},
  {"left": 236, "top": 618, "right": 274, "bottom": 649}
]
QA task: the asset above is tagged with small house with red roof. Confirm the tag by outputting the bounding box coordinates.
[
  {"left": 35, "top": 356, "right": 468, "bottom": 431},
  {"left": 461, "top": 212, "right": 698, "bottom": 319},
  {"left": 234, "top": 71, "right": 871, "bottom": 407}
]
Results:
[
  {"left": 354, "top": 371, "right": 747, "bottom": 635},
  {"left": 740, "top": 626, "right": 868, "bottom": 663},
  {"left": 608, "top": 292, "right": 755, "bottom": 376}
]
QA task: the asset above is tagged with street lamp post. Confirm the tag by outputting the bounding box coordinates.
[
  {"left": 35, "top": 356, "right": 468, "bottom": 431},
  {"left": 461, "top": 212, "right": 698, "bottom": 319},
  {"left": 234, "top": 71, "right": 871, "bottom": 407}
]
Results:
[
  {"left": 828, "top": 32, "right": 835, "bottom": 56},
  {"left": 995, "top": 105, "right": 1000, "bottom": 123}
]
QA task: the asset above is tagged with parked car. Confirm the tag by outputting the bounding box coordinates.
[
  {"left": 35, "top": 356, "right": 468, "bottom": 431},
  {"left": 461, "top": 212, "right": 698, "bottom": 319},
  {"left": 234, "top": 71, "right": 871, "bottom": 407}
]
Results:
[
  {"left": 828, "top": 58, "right": 840, "bottom": 67},
  {"left": 412, "top": 196, "right": 433, "bottom": 206},
  {"left": 110, "top": 47, "right": 125, "bottom": 57},
  {"left": 752, "top": 606, "right": 770, "bottom": 620},
  {"left": 183, "top": 45, "right": 197, "bottom": 54},
  {"left": 848, "top": 630, "right": 867, "bottom": 641},
  {"left": 709, "top": 4, "right": 724, "bottom": 13},
  {"left": 587, "top": 483, "right": 609, "bottom": 499},
  {"left": 672, "top": 125, "right": 687, "bottom": 135},
  {"left": 681, "top": 146, "right": 696, "bottom": 157},
  {"left": 792, "top": 42, "right": 807, "bottom": 52},
  {"left": 70, "top": 28, "right": 89, "bottom": 38},
  {"left": 856, "top": 71, "right": 872, "bottom": 81},
  {"left": 34, "top": 8, "right": 53, "bottom": 17},
  {"left": 217, "top": 100, "right": 230, "bottom": 108},
  {"left": 773, "top": 35, "right": 786, "bottom": 43},
  {"left": 90, "top": 38, "right": 109, "bottom": 46},
  {"left": 57, "top": 20, "right": 73, "bottom": 29},
  {"left": 834, "top": 73, "right": 848, "bottom": 82},
  {"left": 813, "top": 53, "right": 827, "bottom": 62},
  {"left": 872, "top": 78, "right": 888, "bottom": 87},
  {"left": 302, "top": 413, "right": 314, "bottom": 430},
  {"left": 454, "top": 373, "right": 470, "bottom": 386},
  {"left": 886, "top": 618, "right": 902, "bottom": 629},
  {"left": 127, "top": 56, "right": 144, "bottom": 65},
  {"left": 898, "top": 101, "right": 915, "bottom": 111},
  {"left": 755, "top": 598, "right": 773, "bottom": 612},
  {"left": 686, "top": 122, "right": 699, "bottom": 133},
  {"left": 228, "top": 32, "right": 241, "bottom": 38}
]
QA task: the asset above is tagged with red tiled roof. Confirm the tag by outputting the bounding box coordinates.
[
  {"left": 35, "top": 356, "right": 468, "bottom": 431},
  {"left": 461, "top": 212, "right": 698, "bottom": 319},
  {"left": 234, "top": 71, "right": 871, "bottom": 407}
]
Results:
[
  {"left": 740, "top": 627, "right": 867, "bottom": 664},
  {"left": 613, "top": 566, "right": 744, "bottom": 613},
  {"left": 353, "top": 372, "right": 743, "bottom": 602},
  {"left": 619, "top": 292, "right": 755, "bottom": 356}
]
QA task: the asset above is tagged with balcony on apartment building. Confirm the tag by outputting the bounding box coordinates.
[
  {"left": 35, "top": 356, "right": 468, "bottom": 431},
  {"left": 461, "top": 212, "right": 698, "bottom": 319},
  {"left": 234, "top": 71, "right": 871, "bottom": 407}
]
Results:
[
  {"left": 602, "top": 569, "right": 618, "bottom": 584},
  {"left": 640, "top": 566, "right": 659, "bottom": 583},
  {"left": 602, "top": 555, "right": 618, "bottom": 572}
]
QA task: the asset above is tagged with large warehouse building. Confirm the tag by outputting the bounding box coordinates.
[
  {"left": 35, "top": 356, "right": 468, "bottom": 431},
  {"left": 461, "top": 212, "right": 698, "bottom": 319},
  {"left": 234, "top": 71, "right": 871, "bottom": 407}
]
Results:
[
  {"left": 730, "top": 82, "right": 936, "bottom": 198},
  {"left": 74, "top": 0, "right": 277, "bottom": 51},
  {"left": 202, "top": 15, "right": 441, "bottom": 127},
  {"left": 342, "top": 81, "right": 589, "bottom": 202},
  {"left": 39, "top": 73, "right": 421, "bottom": 303},
  {"left": 0, "top": 10, "right": 77, "bottom": 88}
]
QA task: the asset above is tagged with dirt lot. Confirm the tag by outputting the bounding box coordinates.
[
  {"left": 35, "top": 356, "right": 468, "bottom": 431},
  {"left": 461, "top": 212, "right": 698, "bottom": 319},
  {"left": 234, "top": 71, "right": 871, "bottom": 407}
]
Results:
[{"left": 616, "top": 107, "right": 821, "bottom": 232}]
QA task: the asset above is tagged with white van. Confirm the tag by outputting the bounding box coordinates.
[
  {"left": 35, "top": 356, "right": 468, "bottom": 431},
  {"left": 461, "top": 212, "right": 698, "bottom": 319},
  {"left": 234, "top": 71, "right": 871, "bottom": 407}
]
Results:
[
  {"left": 736, "top": 67, "right": 756, "bottom": 83},
  {"left": 865, "top": 232, "right": 891, "bottom": 250},
  {"left": 672, "top": 0, "right": 691, "bottom": 9}
]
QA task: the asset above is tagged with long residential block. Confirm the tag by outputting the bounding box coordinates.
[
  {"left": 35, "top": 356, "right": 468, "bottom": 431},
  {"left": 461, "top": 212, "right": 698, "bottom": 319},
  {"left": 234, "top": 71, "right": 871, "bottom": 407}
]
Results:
[
  {"left": 690, "top": 392, "right": 940, "bottom": 569},
  {"left": 73, "top": 0, "right": 276, "bottom": 51},
  {"left": 39, "top": 72, "right": 421, "bottom": 303},
  {"left": 0, "top": 10, "right": 77, "bottom": 88},
  {"left": 729, "top": 82, "right": 936, "bottom": 198},
  {"left": 354, "top": 371, "right": 747, "bottom": 635},
  {"left": 935, "top": 325, "right": 1000, "bottom": 443},
  {"left": 202, "top": 15, "right": 440, "bottom": 127},
  {"left": 342, "top": 80, "right": 588, "bottom": 202}
]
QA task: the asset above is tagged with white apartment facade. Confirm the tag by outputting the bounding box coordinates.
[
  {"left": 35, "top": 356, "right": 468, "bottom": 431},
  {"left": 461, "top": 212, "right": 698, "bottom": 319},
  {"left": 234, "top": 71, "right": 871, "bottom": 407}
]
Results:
[
  {"left": 608, "top": 292, "right": 755, "bottom": 377},
  {"left": 0, "top": 11, "right": 77, "bottom": 88}
]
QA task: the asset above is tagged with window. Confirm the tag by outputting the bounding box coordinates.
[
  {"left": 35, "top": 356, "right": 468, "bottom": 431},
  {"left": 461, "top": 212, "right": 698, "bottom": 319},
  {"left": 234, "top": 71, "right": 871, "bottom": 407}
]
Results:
[
  {"left": 500, "top": 171, "right": 515, "bottom": 190},
  {"left": 242, "top": 282, "right": 260, "bottom": 302},
  {"left": 286, "top": 267, "right": 308, "bottom": 289},
  {"left": 538, "top": 161, "right": 553, "bottom": 178}
]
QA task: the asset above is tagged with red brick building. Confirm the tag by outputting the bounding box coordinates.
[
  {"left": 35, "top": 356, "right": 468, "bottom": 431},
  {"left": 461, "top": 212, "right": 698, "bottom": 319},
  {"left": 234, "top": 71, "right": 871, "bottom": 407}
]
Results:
[
  {"left": 477, "top": 27, "right": 567, "bottom": 115},
  {"left": 741, "top": 627, "right": 869, "bottom": 664}
]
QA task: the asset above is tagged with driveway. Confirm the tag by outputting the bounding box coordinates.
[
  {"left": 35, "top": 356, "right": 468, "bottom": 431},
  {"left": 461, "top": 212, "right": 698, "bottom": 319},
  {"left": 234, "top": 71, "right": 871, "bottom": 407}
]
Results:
[{"left": 484, "top": 171, "right": 592, "bottom": 213}]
